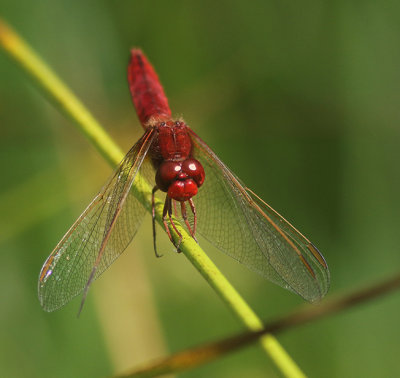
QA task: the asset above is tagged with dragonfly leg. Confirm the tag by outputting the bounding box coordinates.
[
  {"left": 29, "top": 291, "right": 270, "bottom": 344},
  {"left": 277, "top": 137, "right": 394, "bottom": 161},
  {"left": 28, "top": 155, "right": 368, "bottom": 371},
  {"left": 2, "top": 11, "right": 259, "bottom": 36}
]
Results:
[
  {"left": 181, "top": 201, "right": 197, "bottom": 242},
  {"left": 166, "top": 198, "right": 183, "bottom": 252},
  {"left": 152, "top": 186, "right": 163, "bottom": 258},
  {"left": 163, "top": 197, "right": 182, "bottom": 251},
  {"left": 162, "top": 197, "right": 174, "bottom": 243},
  {"left": 188, "top": 198, "right": 197, "bottom": 239},
  {"left": 172, "top": 199, "right": 178, "bottom": 217}
]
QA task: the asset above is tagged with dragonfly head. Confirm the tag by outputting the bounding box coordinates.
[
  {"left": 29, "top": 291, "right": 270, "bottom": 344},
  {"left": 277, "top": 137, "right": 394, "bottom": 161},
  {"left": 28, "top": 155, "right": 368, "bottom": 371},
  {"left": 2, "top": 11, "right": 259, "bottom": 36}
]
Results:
[{"left": 156, "top": 158, "right": 205, "bottom": 201}]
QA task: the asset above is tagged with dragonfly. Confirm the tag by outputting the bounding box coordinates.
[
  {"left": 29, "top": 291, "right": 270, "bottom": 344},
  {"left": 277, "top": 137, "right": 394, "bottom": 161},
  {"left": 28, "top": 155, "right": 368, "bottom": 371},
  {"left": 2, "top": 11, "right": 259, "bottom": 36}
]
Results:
[{"left": 38, "top": 49, "right": 330, "bottom": 313}]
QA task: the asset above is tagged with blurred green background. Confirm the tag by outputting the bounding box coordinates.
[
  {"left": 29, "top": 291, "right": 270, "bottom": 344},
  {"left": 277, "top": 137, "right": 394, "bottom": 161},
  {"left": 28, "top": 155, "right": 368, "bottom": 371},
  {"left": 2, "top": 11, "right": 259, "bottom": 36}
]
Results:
[{"left": 1, "top": 1, "right": 400, "bottom": 377}]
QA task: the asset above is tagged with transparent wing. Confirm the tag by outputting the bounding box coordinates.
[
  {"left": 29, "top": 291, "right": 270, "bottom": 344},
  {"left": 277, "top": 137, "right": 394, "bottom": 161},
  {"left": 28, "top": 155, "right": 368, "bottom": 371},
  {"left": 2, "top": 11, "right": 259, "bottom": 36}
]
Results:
[
  {"left": 188, "top": 129, "right": 330, "bottom": 302},
  {"left": 38, "top": 128, "right": 156, "bottom": 312}
]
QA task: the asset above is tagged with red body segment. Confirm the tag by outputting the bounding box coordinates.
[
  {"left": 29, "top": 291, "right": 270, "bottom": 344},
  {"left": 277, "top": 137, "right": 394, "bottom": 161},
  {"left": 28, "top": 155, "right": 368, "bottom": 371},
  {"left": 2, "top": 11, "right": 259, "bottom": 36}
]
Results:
[
  {"left": 128, "top": 49, "right": 171, "bottom": 125},
  {"left": 151, "top": 121, "right": 192, "bottom": 163}
]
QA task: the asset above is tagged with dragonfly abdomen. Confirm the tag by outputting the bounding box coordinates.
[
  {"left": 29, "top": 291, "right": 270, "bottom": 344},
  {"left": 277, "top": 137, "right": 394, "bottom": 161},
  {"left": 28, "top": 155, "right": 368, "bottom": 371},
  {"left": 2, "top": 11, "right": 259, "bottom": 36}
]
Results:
[{"left": 128, "top": 49, "right": 171, "bottom": 125}]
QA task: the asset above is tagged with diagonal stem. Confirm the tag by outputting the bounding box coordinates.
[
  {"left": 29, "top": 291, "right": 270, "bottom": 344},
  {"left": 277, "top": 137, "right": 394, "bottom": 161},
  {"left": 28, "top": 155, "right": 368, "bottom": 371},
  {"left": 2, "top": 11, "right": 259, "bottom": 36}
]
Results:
[
  {"left": 0, "top": 18, "right": 305, "bottom": 378},
  {"left": 118, "top": 271, "right": 400, "bottom": 377}
]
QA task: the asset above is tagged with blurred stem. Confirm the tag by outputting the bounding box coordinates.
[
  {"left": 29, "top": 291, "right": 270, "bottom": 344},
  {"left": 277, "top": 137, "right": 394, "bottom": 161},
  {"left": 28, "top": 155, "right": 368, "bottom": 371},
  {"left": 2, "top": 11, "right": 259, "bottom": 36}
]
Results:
[
  {"left": 120, "top": 271, "right": 400, "bottom": 377},
  {"left": 0, "top": 19, "right": 122, "bottom": 166},
  {"left": 0, "top": 19, "right": 305, "bottom": 378}
]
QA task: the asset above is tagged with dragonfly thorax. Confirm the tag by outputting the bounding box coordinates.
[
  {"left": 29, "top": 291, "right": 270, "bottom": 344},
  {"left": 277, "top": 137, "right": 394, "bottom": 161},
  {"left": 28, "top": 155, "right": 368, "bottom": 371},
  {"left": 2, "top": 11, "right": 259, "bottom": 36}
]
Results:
[
  {"left": 153, "top": 120, "right": 192, "bottom": 161},
  {"left": 156, "top": 158, "right": 205, "bottom": 201}
]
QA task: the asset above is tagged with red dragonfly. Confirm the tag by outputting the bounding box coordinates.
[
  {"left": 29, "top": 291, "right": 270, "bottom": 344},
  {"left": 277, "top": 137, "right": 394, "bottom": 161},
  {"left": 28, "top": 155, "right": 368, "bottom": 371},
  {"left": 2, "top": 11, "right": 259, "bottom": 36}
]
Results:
[{"left": 38, "top": 49, "right": 330, "bottom": 312}]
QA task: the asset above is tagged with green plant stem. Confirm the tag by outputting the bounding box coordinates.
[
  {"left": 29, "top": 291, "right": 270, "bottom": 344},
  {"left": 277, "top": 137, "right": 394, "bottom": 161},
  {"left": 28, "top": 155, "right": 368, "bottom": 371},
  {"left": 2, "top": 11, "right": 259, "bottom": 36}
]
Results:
[
  {"left": 0, "top": 18, "right": 306, "bottom": 378},
  {"left": 0, "top": 19, "right": 122, "bottom": 167},
  {"left": 120, "top": 272, "right": 400, "bottom": 378}
]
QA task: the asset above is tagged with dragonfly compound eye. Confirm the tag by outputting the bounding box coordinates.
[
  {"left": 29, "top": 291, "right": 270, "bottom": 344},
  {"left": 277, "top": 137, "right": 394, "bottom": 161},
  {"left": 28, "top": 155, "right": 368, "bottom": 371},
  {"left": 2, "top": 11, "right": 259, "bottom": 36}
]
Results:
[
  {"left": 181, "top": 158, "right": 205, "bottom": 187},
  {"left": 156, "top": 161, "right": 182, "bottom": 192}
]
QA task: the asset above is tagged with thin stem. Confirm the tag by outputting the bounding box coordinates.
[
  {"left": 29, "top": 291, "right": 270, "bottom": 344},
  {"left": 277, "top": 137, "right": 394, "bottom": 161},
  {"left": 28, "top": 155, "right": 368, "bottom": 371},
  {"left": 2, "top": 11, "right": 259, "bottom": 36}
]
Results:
[
  {"left": 0, "top": 18, "right": 305, "bottom": 378},
  {"left": 118, "top": 271, "right": 400, "bottom": 377},
  {"left": 0, "top": 20, "right": 122, "bottom": 167}
]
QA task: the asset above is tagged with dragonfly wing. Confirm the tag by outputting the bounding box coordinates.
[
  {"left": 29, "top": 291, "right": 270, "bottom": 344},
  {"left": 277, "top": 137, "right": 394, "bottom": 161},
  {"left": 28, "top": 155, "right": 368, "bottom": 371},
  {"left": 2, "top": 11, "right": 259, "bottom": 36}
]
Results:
[
  {"left": 188, "top": 129, "right": 330, "bottom": 302},
  {"left": 38, "top": 128, "right": 156, "bottom": 312}
]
